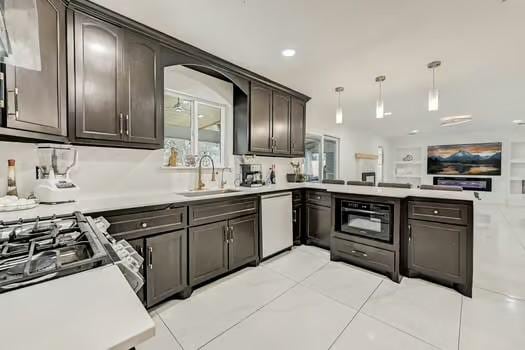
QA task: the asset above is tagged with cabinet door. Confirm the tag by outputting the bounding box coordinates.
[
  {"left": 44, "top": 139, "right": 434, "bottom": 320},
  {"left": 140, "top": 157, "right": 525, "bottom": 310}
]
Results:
[
  {"left": 145, "top": 230, "right": 188, "bottom": 307},
  {"left": 189, "top": 221, "right": 229, "bottom": 286},
  {"left": 272, "top": 90, "right": 291, "bottom": 155},
  {"left": 293, "top": 205, "right": 303, "bottom": 245},
  {"left": 408, "top": 220, "right": 467, "bottom": 284},
  {"left": 73, "top": 12, "right": 125, "bottom": 141},
  {"left": 306, "top": 204, "right": 331, "bottom": 248},
  {"left": 123, "top": 33, "right": 162, "bottom": 145},
  {"left": 249, "top": 83, "right": 272, "bottom": 153},
  {"left": 5, "top": 0, "right": 66, "bottom": 136},
  {"left": 290, "top": 97, "right": 305, "bottom": 156},
  {"left": 228, "top": 215, "right": 258, "bottom": 270},
  {"left": 127, "top": 238, "right": 145, "bottom": 303}
]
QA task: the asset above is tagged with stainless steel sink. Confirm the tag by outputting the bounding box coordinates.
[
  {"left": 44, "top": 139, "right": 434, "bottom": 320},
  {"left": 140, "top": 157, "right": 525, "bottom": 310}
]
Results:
[{"left": 178, "top": 189, "right": 241, "bottom": 197}]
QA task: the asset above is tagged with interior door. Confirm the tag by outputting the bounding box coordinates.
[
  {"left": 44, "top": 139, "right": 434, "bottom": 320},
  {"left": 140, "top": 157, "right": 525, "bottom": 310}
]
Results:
[
  {"left": 73, "top": 12, "right": 125, "bottom": 141},
  {"left": 408, "top": 219, "right": 466, "bottom": 283},
  {"left": 272, "top": 90, "right": 291, "bottom": 155},
  {"left": 145, "top": 230, "right": 187, "bottom": 307},
  {"left": 249, "top": 82, "right": 272, "bottom": 153},
  {"left": 228, "top": 215, "right": 258, "bottom": 270},
  {"left": 290, "top": 97, "right": 305, "bottom": 156},
  {"left": 189, "top": 221, "right": 229, "bottom": 286},
  {"left": 123, "top": 32, "right": 162, "bottom": 144},
  {"left": 5, "top": 0, "right": 66, "bottom": 136}
]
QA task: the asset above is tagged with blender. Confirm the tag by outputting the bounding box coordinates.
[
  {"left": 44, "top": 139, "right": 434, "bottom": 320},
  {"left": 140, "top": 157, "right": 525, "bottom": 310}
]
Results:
[{"left": 34, "top": 144, "right": 80, "bottom": 204}]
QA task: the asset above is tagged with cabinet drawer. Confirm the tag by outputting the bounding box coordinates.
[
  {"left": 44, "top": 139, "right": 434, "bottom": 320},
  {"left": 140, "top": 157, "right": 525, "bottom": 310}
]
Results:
[
  {"left": 189, "top": 196, "right": 258, "bottom": 226},
  {"left": 408, "top": 201, "right": 469, "bottom": 226},
  {"left": 105, "top": 206, "right": 186, "bottom": 240},
  {"left": 332, "top": 237, "right": 395, "bottom": 275},
  {"left": 306, "top": 191, "right": 331, "bottom": 207}
]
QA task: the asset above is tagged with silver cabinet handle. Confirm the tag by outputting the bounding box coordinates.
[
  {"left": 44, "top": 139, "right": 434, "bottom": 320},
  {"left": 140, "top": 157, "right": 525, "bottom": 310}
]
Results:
[
  {"left": 408, "top": 224, "right": 412, "bottom": 242},
  {"left": 125, "top": 114, "right": 129, "bottom": 136},
  {"left": 0, "top": 72, "right": 4, "bottom": 108},
  {"left": 119, "top": 113, "right": 123, "bottom": 135},
  {"left": 223, "top": 226, "right": 228, "bottom": 243},
  {"left": 293, "top": 209, "right": 297, "bottom": 223},
  {"left": 230, "top": 226, "right": 234, "bottom": 243},
  {"left": 148, "top": 247, "right": 153, "bottom": 269},
  {"left": 351, "top": 250, "right": 368, "bottom": 257},
  {"left": 140, "top": 222, "right": 148, "bottom": 229},
  {"left": 7, "top": 87, "right": 19, "bottom": 119},
  {"left": 433, "top": 210, "right": 439, "bottom": 215}
]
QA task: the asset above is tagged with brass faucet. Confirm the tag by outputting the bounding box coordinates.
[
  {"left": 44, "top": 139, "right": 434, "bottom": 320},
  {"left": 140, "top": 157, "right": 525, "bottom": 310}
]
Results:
[{"left": 196, "top": 155, "right": 216, "bottom": 190}]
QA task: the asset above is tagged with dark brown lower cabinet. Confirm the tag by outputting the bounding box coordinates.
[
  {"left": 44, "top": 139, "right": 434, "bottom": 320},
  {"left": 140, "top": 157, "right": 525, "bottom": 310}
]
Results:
[
  {"left": 189, "top": 215, "right": 258, "bottom": 286},
  {"left": 292, "top": 204, "right": 303, "bottom": 245},
  {"left": 306, "top": 204, "right": 331, "bottom": 249},
  {"left": 408, "top": 219, "right": 467, "bottom": 284},
  {"left": 145, "top": 229, "right": 188, "bottom": 307},
  {"left": 189, "top": 221, "right": 229, "bottom": 286}
]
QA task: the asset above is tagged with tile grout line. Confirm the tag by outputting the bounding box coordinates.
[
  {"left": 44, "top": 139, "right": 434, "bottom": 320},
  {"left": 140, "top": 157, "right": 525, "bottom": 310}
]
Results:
[
  {"left": 474, "top": 285, "right": 525, "bottom": 302},
  {"left": 197, "top": 258, "right": 330, "bottom": 349},
  {"left": 326, "top": 279, "right": 384, "bottom": 350},
  {"left": 157, "top": 313, "right": 186, "bottom": 350},
  {"left": 457, "top": 297, "right": 464, "bottom": 350},
  {"left": 196, "top": 281, "right": 300, "bottom": 350}
]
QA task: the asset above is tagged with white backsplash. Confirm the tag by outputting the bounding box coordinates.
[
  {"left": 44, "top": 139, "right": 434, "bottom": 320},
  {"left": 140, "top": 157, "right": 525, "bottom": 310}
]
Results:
[{"left": 0, "top": 141, "right": 303, "bottom": 199}]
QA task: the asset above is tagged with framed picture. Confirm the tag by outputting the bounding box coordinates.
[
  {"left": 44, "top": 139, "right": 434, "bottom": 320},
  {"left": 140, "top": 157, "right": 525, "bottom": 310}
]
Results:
[{"left": 427, "top": 142, "right": 502, "bottom": 176}]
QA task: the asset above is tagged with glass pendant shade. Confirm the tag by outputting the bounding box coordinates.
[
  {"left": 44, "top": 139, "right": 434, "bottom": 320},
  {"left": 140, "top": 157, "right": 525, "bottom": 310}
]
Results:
[
  {"left": 336, "top": 106, "right": 343, "bottom": 124},
  {"left": 428, "top": 88, "right": 439, "bottom": 111},
  {"left": 376, "top": 99, "right": 384, "bottom": 119}
]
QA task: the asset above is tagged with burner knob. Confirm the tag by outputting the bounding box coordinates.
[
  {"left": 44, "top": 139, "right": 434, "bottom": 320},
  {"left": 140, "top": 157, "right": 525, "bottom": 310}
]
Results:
[{"left": 140, "top": 222, "right": 148, "bottom": 229}]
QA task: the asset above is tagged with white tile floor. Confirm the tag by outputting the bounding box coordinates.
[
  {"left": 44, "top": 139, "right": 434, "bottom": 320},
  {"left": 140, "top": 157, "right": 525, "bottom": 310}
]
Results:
[{"left": 138, "top": 203, "right": 525, "bottom": 350}]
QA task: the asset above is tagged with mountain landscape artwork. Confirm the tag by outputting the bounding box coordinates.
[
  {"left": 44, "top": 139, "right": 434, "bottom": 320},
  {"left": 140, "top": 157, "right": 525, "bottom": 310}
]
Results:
[{"left": 427, "top": 142, "right": 502, "bottom": 176}]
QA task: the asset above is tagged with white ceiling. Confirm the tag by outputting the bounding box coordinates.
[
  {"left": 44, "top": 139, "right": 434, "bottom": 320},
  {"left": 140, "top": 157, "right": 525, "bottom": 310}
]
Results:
[{"left": 93, "top": 0, "right": 525, "bottom": 137}]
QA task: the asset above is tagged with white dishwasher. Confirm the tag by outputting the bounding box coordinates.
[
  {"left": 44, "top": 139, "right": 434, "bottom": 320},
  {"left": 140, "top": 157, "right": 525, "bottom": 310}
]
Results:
[{"left": 261, "top": 192, "right": 293, "bottom": 259}]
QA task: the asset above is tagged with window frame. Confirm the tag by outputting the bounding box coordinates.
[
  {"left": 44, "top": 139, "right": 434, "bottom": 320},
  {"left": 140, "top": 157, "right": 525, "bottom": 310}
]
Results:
[
  {"left": 164, "top": 88, "right": 227, "bottom": 168},
  {"left": 304, "top": 133, "right": 340, "bottom": 182}
]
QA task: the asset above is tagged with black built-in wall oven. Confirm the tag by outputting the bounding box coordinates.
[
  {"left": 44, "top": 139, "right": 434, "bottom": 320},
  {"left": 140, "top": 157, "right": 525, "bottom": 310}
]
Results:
[{"left": 339, "top": 200, "right": 393, "bottom": 243}]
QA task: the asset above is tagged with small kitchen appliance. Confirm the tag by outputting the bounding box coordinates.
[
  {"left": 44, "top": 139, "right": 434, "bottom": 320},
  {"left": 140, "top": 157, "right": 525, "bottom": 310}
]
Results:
[
  {"left": 339, "top": 200, "right": 393, "bottom": 243},
  {"left": 34, "top": 144, "right": 80, "bottom": 204},
  {"left": 240, "top": 164, "right": 264, "bottom": 187}
]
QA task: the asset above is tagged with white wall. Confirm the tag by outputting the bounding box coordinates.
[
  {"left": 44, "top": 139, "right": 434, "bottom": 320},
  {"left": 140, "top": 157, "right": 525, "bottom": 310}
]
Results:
[
  {"left": 0, "top": 66, "right": 302, "bottom": 199},
  {"left": 306, "top": 101, "right": 391, "bottom": 182},
  {"left": 387, "top": 130, "right": 525, "bottom": 203}
]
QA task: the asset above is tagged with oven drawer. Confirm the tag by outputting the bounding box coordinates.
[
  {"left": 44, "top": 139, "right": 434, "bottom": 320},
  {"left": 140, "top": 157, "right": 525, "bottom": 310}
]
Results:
[
  {"left": 306, "top": 190, "right": 331, "bottom": 207},
  {"left": 189, "top": 196, "right": 258, "bottom": 226},
  {"left": 332, "top": 237, "right": 395, "bottom": 274},
  {"left": 408, "top": 201, "right": 469, "bottom": 226},
  {"left": 106, "top": 206, "right": 187, "bottom": 240}
]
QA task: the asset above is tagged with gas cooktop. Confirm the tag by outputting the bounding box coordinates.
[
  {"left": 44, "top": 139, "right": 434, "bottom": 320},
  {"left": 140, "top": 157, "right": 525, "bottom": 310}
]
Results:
[{"left": 0, "top": 212, "right": 112, "bottom": 293}]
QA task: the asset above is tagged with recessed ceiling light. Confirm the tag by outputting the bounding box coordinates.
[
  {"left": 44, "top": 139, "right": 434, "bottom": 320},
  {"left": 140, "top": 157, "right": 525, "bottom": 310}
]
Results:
[
  {"left": 512, "top": 119, "right": 525, "bottom": 125},
  {"left": 440, "top": 115, "right": 473, "bottom": 127},
  {"left": 198, "top": 114, "right": 204, "bottom": 118},
  {"left": 409, "top": 129, "right": 419, "bottom": 135},
  {"left": 281, "top": 49, "right": 296, "bottom": 57},
  {"left": 384, "top": 112, "right": 393, "bottom": 116}
]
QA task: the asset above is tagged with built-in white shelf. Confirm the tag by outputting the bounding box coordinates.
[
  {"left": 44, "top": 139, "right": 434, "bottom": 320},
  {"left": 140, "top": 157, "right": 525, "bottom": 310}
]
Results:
[
  {"left": 510, "top": 159, "right": 525, "bottom": 164},
  {"left": 393, "top": 146, "right": 423, "bottom": 187},
  {"left": 394, "top": 161, "right": 421, "bottom": 165},
  {"left": 395, "top": 175, "right": 422, "bottom": 179}
]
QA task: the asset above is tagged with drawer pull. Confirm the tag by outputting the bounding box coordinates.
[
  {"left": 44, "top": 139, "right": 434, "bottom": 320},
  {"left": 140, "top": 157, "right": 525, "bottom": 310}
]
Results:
[
  {"left": 140, "top": 222, "right": 148, "bottom": 229},
  {"left": 351, "top": 250, "right": 368, "bottom": 258},
  {"left": 433, "top": 210, "right": 439, "bottom": 215}
]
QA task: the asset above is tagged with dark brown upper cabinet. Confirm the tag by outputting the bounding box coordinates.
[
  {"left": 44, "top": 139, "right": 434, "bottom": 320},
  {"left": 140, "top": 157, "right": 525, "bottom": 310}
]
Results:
[
  {"left": 248, "top": 82, "right": 300, "bottom": 157},
  {"left": 4, "top": 0, "right": 67, "bottom": 137},
  {"left": 69, "top": 12, "right": 162, "bottom": 148},
  {"left": 249, "top": 82, "right": 273, "bottom": 153},
  {"left": 290, "top": 97, "right": 306, "bottom": 156},
  {"left": 272, "top": 90, "right": 291, "bottom": 155}
]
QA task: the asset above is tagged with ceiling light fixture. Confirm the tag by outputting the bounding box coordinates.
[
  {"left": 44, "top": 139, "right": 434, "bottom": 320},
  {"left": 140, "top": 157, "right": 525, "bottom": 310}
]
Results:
[
  {"left": 427, "top": 60, "right": 441, "bottom": 112},
  {"left": 512, "top": 119, "right": 525, "bottom": 125},
  {"left": 335, "top": 87, "right": 344, "bottom": 124},
  {"left": 440, "top": 115, "right": 472, "bottom": 127},
  {"left": 281, "top": 49, "right": 296, "bottom": 57},
  {"left": 375, "top": 75, "right": 386, "bottom": 119},
  {"left": 174, "top": 98, "right": 185, "bottom": 113},
  {"left": 409, "top": 129, "right": 420, "bottom": 135}
]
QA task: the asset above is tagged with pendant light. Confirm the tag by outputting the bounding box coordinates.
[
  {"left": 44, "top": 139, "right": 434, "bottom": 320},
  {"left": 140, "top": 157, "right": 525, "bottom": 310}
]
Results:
[
  {"left": 375, "top": 76, "right": 386, "bottom": 119},
  {"left": 335, "top": 87, "right": 344, "bottom": 124},
  {"left": 427, "top": 61, "right": 441, "bottom": 111}
]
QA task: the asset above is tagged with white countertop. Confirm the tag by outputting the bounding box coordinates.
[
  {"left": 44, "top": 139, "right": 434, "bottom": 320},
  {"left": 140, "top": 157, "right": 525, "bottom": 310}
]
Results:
[
  {"left": 0, "top": 182, "right": 475, "bottom": 221},
  {"left": 0, "top": 265, "right": 155, "bottom": 350}
]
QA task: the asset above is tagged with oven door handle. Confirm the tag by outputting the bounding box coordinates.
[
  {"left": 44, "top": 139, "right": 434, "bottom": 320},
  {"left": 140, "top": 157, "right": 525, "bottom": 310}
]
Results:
[{"left": 342, "top": 208, "right": 387, "bottom": 216}]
